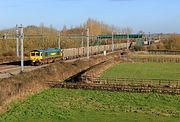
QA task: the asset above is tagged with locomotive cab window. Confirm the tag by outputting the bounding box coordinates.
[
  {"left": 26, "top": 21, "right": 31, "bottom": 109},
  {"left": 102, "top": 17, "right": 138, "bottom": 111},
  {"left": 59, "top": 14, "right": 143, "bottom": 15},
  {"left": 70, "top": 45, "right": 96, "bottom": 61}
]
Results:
[
  {"left": 36, "top": 52, "right": 40, "bottom": 56},
  {"left": 31, "top": 52, "right": 35, "bottom": 56}
]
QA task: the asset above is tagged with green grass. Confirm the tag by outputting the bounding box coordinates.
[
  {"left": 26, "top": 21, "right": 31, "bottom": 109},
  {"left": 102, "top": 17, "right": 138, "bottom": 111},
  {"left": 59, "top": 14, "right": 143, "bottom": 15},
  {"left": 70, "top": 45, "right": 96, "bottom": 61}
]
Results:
[
  {"left": 0, "top": 88, "right": 180, "bottom": 122},
  {"left": 101, "top": 62, "right": 180, "bottom": 80}
]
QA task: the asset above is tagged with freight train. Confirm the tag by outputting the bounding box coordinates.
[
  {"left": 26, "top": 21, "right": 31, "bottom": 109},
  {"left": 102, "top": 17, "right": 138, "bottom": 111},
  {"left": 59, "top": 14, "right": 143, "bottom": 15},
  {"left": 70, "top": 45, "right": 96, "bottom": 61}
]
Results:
[{"left": 30, "top": 43, "right": 130, "bottom": 65}]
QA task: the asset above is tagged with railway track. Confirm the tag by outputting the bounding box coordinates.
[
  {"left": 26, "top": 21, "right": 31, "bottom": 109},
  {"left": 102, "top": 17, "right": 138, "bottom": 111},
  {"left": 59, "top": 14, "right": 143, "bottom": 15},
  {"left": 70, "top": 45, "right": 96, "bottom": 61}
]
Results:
[
  {"left": 47, "top": 82, "right": 180, "bottom": 95},
  {"left": 0, "top": 57, "right": 92, "bottom": 79},
  {"left": 0, "top": 47, "right": 122, "bottom": 79},
  {"left": 0, "top": 42, "right": 129, "bottom": 79},
  {"left": 0, "top": 64, "right": 50, "bottom": 79}
]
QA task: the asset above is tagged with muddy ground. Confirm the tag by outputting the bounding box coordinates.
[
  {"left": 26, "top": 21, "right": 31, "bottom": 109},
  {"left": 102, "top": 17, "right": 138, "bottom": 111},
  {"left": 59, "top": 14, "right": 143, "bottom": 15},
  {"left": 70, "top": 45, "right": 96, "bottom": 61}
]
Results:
[{"left": 0, "top": 52, "right": 120, "bottom": 114}]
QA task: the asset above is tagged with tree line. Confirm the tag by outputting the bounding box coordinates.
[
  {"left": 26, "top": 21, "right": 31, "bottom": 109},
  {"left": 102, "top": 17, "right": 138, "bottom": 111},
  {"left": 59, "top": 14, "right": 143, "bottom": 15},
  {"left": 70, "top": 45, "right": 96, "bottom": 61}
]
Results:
[
  {"left": 0, "top": 18, "right": 133, "bottom": 57},
  {"left": 1, "top": 18, "right": 180, "bottom": 57}
]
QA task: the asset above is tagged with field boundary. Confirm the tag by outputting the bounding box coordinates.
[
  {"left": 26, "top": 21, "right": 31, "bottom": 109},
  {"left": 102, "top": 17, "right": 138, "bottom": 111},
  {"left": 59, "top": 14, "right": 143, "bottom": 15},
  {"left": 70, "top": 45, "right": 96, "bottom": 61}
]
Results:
[
  {"left": 148, "top": 50, "right": 180, "bottom": 55},
  {"left": 47, "top": 76, "right": 180, "bottom": 94},
  {"left": 82, "top": 76, "right": 180, "bottom": 87},
  {"left": 128, "top": 56, "right": 180, "bottom": 63},
  {"left": 47, "top": 81, "right": 180, "bottom": 95}
]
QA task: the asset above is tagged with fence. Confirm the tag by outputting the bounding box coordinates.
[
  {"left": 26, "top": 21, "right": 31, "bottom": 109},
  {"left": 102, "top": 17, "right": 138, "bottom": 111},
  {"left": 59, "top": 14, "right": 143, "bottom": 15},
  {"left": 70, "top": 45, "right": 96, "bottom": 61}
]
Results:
[
  {"left": 148, "top": 50, "right": 180, "bottom": 55},
  {"left": 47, "top": 80, "right": 180, "bottom": 94},
  {"left": 81, "top": 76, "right": 180, "bottom": 88},
  {"left": 130, "top": 57, "right": 180, "bottom": 63}
]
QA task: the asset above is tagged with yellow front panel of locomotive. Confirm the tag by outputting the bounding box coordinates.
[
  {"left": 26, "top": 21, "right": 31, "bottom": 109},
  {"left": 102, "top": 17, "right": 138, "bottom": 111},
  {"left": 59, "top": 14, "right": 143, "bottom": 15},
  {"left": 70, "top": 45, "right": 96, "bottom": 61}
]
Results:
[{"left": 30, "top": 52, "right": 43, "bottom": 62}]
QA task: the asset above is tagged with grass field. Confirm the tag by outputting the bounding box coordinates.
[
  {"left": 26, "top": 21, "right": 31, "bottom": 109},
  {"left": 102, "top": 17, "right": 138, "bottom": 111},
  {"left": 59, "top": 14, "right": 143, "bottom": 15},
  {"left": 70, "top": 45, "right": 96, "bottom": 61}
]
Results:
[
  {"left": 101, "top": 62, "right": 180, "bottom": 81},
  {"left": 0, "top": 88, "right": 180, "bottom": 122}
]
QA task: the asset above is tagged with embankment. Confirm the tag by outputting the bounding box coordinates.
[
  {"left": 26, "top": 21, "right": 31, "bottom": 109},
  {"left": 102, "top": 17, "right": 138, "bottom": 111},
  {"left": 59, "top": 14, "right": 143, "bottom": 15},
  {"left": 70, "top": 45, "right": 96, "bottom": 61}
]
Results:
[{"left": 0, "top": 52, "right": 119, "bottom": 114}]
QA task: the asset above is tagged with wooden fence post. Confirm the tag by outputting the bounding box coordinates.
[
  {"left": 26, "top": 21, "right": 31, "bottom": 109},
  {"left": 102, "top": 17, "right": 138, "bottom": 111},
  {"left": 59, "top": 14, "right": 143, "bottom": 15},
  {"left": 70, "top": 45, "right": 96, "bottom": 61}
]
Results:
[
  {"left": 177, "top": 81, "right": 179, "bottom": 87},
  {"left": 168, "top": 81, "right": 171, "bottom": 86},
  {"left": 159, "top": 80, "right": 161, "bottom": 86}
]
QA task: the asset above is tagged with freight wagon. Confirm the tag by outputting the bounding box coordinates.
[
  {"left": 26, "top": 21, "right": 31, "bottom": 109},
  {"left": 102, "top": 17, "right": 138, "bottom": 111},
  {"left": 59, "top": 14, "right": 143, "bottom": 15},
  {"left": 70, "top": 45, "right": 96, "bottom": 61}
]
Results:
[{"left": 63, "top": 43, "right": 129, "bottom": 59}]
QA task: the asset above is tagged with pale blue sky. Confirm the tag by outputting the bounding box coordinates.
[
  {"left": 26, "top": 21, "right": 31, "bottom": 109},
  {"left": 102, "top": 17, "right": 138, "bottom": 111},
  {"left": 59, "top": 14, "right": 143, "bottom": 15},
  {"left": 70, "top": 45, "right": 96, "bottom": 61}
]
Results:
[{"left": 0, "top": 0, "right": 180, "bottom": 33}]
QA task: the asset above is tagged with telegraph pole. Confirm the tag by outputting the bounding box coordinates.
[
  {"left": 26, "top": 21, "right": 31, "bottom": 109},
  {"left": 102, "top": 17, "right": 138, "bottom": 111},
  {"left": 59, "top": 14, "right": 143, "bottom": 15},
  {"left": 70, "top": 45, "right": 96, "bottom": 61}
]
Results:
[
  {"left": 81, "top": 32, "right": 84, "bottom": 47},
  {"left": 127, "top": 34, "right": 130, "bottom": 49},
  {"left": 19, "top": 24, "right": 24, "bottom": 72},
  {"left": 58, "top": 31, "right": 61, "bottom": 48},
  {"left": 112, "top": 31, "right": 114, "bottom": 52},
  {"left": 159, "top": 34, "right": 161, "bottom": 42},
  {"left": 16, "top": 24, "right": 19, "bottom": 57},
  {"left": 149, "top": 32, "right": 151, "bottom": 45},
  {"left": 41, "top": 24, "right": 44, "bottom": 48},
  {"left": 87, "top": 28, "right": 89, "bottom": 59}
]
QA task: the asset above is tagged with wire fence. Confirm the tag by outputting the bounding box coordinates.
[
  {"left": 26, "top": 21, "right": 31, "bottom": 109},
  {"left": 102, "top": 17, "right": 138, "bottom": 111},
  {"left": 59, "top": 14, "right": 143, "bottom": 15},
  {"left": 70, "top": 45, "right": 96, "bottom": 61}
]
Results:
[
  {"left": 148, "top": 50, "right": 180, "bottom": 55},
  {"left": 130, "top": 57, "right": 180, "bottom": 63},
  {"left": 81, "top": 76, "right": 180, "bottom": 88}
]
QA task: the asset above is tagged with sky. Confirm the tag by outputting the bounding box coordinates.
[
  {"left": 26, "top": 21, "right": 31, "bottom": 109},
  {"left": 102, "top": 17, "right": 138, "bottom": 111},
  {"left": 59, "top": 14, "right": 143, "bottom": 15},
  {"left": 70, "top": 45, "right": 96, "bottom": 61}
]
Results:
[{"left": 0, "top": 0, "right": 180, "bottom": 33}]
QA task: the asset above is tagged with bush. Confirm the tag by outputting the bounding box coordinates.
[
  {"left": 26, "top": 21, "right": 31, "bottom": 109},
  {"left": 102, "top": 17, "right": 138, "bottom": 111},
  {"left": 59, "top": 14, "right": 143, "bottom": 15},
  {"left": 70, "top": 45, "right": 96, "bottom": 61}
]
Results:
[
  {"left": 162, "top": 34, "right": 180, "bottom": 50},
  {"left": 134, "top": 45, "right": 147, "bottom": 51}
]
